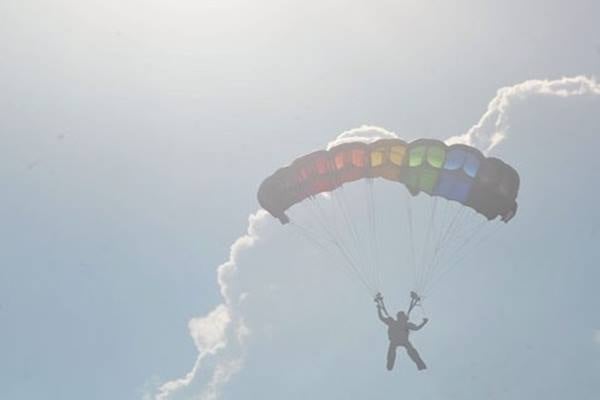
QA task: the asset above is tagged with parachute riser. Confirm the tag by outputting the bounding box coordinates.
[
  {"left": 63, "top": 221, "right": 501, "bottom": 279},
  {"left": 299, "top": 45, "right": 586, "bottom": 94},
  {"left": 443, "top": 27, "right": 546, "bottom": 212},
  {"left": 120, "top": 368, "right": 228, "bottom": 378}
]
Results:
[
  {"left": 407, "top": 291, "right": 422, "bottom": 316},
  {"left": 374, "top": 292, "right": 390, "bottom": 318}
]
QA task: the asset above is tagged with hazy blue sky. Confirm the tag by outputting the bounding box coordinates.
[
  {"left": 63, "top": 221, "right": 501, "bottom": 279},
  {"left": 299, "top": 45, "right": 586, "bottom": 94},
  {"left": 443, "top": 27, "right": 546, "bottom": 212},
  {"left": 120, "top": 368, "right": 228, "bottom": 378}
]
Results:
[{"left": 1, "top": 1, "right": 600, "bottom": 399}]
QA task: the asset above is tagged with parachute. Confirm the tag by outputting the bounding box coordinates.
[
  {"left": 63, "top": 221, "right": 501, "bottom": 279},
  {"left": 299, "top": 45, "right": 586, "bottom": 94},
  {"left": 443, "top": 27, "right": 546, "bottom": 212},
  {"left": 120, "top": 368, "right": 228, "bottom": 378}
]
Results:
[{"left": 257, "top": 137, "right": 520, "bottom": 300}]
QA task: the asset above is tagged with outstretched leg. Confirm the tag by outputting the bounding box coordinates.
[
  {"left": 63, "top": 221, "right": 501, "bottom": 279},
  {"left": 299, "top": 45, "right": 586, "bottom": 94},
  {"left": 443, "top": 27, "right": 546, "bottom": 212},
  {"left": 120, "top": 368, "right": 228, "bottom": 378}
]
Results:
[
  {"left": 404, "top": 342, "right": 427, "bottom": 370},
  {"left": 386, "top": 343, "right": 397, "bottom": 371}
]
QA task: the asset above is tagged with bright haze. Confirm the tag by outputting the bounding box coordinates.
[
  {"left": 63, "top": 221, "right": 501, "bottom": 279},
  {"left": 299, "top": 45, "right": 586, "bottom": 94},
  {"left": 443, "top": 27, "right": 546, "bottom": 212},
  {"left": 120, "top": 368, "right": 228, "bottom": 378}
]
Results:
[{"left": 1, "top": 1, "right": 599, "bottom": 399}]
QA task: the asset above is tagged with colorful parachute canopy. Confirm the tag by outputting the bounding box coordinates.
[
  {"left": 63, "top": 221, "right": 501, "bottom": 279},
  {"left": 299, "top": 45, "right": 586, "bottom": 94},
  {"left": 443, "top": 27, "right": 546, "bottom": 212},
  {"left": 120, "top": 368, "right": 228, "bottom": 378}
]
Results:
[{"left": 258, "top": 138, "right": 519, "bottom": 224}]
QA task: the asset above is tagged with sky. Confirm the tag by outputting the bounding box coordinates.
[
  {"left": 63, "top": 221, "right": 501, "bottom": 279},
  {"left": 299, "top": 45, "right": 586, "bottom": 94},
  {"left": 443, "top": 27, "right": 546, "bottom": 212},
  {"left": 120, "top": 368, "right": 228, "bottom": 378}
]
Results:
[{"left": 1, "top": 1, "right": 600, "bottom": 399}]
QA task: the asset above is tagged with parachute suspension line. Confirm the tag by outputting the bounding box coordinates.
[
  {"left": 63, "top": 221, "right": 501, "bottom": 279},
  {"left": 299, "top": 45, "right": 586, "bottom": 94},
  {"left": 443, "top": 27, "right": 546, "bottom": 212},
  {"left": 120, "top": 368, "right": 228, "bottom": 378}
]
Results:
[
  {"left": 431, "top": 207, "right": 466, "bottom": 275},
  {"left": 327, "top": 190, "right": 346, "bottom": 248},
  {"left": 431, "top": 201, "right": 459, "bottom": 266},
  {"left": 435, "top": 210, "right": 485, "bottom": 268},
  {"left": 360, "top": 181, "right": 375, "bottom": 291},
  {"left": 333, "top": 187, "right": 377, "bottom": 292},
  {"left": 364, "top": 179, "right": 382, "bottom": 291},
  {"left": 404, "top": 189, "right": 418, "bottom": 291},
  {"left": 340, "top": 187, "right": 368, "bottom": 266},
  {"left": 421, "top": 199, "right": 449, "bottom": 290},
  {"left": 417, "top": 197, "right": 438, "bottom": 293},
  {"left": 292, "top": 201, "right": 377, "bottom": 297},
  {"left": 309, "top": 174, "right": 377, "bottom": 295},
  {"left": 289, "top": 222, "right": 374, "bottom": 296},
  {"left": 310, "top": 197, "right": 356, "bottom": 261},
  {"left": 363, "top": 180, "right": 375, "bottom": 291},
  {"left": 303, "top": 199, "right": 342, "bottom": 246},
  {"left": 368, "top": 180, "right": 383, "bottom": 291},
  {"left": 423, "top": 217, "right": 490, "bottom": 295},
  {"left": 292, "top": 202, "right": 332, "bottom": 246},
  {"left": 423, "top": 221, "right": 503, "bottom": 296},
  {"left": 324, "top": 193, "right": 368, "bottom": 283},
  {"left": 310, "top": 197, "right": 373, "bottom": 291},
  {"left": 298, "top": 201, "right": 346, "bottom": 256},
  {"left": 330, "top": 237, "right": 378, "bottom": 296},
  {"left": 300, "top": 198, "right": 367, "bottom": 286},
  {"left": 324, "top": 190, "right": 369, "bottom": 278},
  {"left": 431, "top": 199, "right": 450, "bottom": 253},
  {"left": 420, "top": 205, "right": 466, "bottom": 291},
  {"left": 425, "top": 196, "right": 445, "bottom": 289},
  {"left": 417, "top": 300, "right": 428, "bottom": 319},
  {"left": 327, "top": 181, "right": 362, "bottom": 273},
  {"left": 290, "top": 221, "right": 337, "bottom": 258},
  {"left": 436, "top": 200, "right": 456, "bottom": 252},
  {"left": 445, "top": 217, "right": 494, "bottom": 267},
  {"left": 424, "top": 206, "right": 479, "bottom": 291}
]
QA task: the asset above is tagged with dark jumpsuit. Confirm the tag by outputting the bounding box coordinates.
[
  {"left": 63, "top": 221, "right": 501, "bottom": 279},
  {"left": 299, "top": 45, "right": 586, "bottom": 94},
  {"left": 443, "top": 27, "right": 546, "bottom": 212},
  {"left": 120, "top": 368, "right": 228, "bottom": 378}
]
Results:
[{"left": 382, "top": 317, "right": 427, "bottom": 371}]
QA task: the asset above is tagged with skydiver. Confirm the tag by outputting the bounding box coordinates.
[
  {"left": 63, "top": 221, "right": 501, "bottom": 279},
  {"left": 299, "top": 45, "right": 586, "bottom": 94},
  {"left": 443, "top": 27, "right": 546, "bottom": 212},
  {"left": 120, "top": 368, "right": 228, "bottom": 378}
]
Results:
[{"left": 375, "top": 293, "right": 428, "bottom": 371}]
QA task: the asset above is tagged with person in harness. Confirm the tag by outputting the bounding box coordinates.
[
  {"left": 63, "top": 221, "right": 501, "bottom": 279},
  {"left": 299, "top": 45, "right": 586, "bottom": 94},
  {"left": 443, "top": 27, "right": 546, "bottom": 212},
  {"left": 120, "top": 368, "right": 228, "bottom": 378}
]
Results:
[{"left": 375, "top": 292, "right": 428, "bottom": 371}]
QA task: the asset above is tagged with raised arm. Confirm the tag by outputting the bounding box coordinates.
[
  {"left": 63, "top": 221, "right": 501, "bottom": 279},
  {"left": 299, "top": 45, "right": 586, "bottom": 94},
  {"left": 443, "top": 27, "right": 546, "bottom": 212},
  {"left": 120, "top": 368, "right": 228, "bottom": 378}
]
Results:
[
  {"left": 407, "top": 298, "right": 417, "bottom": 315},
  {"left": 408, "top": 318, "right": 429, "bottom": 331},
  {"left": 375, "top": 293, "right": 390, "bottom": 324},
  {"left": 377, "top": 305, "right": 388, "bottom": 324}
]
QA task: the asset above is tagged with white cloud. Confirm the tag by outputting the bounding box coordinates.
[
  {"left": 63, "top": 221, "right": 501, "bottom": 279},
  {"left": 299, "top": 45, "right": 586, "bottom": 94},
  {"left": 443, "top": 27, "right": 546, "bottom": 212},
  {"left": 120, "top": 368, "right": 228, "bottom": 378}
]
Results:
[
  {"left": 154, "top": 75, "right": 600, "bottom": 399},
  {"left": 446, "top": 76, "right": 600, "bottom": 153},
  {"left": 326, "top": 125, "right": 397, "bottom": 149},
  {"left": 188, "top": 305, "right": 231, "bottom": 355},
  {"left": 198, "top": 358, "right": 244, "bottom": 400},
  {"left": 155, "top": 211, "right": 268, "bottom": 400}
]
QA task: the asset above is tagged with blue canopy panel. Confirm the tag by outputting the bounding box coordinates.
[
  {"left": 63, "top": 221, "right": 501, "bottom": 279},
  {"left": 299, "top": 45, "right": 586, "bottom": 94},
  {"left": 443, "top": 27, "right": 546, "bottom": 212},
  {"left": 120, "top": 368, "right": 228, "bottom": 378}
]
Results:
[{"left": 433, "top": 146, "right": 481, "bottom": 204}]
